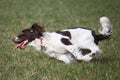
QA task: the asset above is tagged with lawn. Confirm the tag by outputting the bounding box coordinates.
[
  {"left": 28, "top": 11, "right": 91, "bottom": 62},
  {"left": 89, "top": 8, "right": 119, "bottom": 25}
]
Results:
[{"left": 0, "top": 0, "right": 120, "bottom": 80}]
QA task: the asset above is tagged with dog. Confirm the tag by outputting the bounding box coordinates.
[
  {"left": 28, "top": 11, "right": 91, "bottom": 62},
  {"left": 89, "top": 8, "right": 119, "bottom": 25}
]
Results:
[{"left": 12, "top": 17, "right": 113, "bottom": 63}]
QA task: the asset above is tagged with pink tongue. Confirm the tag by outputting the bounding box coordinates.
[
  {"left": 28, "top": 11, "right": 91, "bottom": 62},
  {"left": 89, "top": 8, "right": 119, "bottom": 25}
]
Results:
[{"left": 16, "top": 39, "right": 28, "bottom": 49}]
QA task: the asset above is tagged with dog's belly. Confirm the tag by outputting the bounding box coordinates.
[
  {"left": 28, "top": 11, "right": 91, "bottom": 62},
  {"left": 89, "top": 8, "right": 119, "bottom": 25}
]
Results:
[
  {"left": 45, "top": 46, "right": 67, "bottom": 54},
  {"left": 44, "top": 46, "right": 67, "bottom": 57}
]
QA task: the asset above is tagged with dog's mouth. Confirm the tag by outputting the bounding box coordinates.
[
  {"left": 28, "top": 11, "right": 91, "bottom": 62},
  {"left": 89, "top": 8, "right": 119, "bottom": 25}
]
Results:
[
  {"left": 15, "top": 39, "right": 29, "bottom": 49},
  {"left": 12, "top": 37, "right": 29, "bottom": 49}
]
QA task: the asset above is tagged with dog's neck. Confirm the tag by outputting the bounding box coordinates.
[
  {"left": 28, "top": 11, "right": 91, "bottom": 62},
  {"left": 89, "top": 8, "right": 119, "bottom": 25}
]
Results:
[
  {"left": 28, "top": 32, "right": 51, "bottom": 51},
  {"left": 28, "top": 38, "right": 42, "bottom": 51},
  {"left": 42, "top": 32, "right": 51, "bottom": 38}
]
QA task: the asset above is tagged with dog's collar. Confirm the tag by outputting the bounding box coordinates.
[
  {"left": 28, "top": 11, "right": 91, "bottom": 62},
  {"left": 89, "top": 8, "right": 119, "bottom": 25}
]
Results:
[{"left": 40, "top": 37, "right": 43, "bottom": 44}]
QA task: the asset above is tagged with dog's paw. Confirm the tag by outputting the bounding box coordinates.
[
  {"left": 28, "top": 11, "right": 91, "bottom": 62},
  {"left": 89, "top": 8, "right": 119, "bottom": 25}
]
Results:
[{"left": 90, "top": 51, "right": 103, "bottom": 58}]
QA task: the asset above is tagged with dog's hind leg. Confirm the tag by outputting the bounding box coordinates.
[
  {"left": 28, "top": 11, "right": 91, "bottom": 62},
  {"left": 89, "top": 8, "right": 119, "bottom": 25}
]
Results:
[
  {"left": 65, "top": 45, "right": 95, "bottom": 61},
  {"left": 61, "top": 38, "right": 93, "bottom": 61},
  {"left": 89, "top": 44, "right": 103, "bottom": 57},
  {"left": 82, "top": 42, "right": 103, "bottom": 61}
]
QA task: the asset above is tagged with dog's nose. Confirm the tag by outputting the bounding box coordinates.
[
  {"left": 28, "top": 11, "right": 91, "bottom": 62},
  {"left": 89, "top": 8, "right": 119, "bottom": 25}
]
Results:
[{"left": 12, "top": 37, "right": 19, "bottom": 42}]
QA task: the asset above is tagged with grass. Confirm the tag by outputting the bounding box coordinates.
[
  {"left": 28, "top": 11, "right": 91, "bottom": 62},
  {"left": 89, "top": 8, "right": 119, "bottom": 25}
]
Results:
[{"left": 0, "top": 0, "right": 120, "bottom": 80}]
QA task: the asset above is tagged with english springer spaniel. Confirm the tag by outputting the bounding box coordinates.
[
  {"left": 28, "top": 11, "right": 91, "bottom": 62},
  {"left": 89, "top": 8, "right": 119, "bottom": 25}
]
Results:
[{"left": 13, "top": 17, "right": 113, "bottom": 63}]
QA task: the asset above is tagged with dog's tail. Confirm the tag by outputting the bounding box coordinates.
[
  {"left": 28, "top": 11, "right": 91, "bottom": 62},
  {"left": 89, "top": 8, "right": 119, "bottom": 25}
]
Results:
[{"left": 96, "top": 16, "right": 113, "bottom": 41}]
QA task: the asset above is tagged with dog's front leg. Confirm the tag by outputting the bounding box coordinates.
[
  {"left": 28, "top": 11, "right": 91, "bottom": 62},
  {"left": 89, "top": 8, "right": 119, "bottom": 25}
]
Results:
[
  {"left": 46, "top": 52, "right": 73, "bottom": 63},
  {"left": 56, "top": 54, "right": 73, "bottom": 64}
]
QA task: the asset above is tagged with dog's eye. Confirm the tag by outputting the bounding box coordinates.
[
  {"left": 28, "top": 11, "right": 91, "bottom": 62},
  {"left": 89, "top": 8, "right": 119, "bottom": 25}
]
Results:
[{"left": 30, "top": 29, "right": 33, "bottom": 33}]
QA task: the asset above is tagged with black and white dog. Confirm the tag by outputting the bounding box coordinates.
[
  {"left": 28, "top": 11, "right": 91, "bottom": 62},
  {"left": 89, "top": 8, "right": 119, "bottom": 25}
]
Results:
[{"left": 13, "top": 17, "right": 113, "bottom": 63}]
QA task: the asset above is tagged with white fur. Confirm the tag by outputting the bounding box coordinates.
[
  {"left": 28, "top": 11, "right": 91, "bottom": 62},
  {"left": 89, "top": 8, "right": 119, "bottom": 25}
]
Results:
[
  {"left": 28, "top": 38, "right": 41, "bottom": 51},
  {"left": 99, "top": 17, "right": 113, "bottom": 35},
  {"left": 28, "top": 17, "right": 112, "bottom": 63}
]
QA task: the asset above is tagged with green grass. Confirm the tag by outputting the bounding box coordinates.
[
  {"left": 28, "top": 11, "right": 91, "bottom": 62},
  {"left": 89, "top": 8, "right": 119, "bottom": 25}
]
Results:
[{"left": 0, "top": 0, "right": 120, "bottom": 80}]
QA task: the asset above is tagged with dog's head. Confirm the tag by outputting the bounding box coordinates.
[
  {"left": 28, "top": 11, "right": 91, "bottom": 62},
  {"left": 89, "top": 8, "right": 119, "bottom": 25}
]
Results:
[{"left": 12, "top": 23, "right": 45, "bottom": 49}]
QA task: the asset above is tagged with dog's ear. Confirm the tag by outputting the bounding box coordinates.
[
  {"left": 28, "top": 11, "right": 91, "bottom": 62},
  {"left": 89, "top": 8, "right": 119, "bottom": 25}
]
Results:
[
  {"left": 31, "top": 23, "right": 40, "bottom": 30},
  {"left": 30, "top": 23, "right": 46, "bottom": 37},
  {"left": 41, "top": 25, "right": 45, "bottom": 32},
  {"left": 31, "top": 23, "right": 45, "bottom": 32}
]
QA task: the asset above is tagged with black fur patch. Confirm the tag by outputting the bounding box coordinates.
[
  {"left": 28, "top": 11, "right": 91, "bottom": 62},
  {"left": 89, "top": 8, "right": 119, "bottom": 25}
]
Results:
[
  {"left": 92, "top": 31, "right": 111, "bottom": 45},
  {"left": 56, "top": 31, "right": 71, "bottom": 39},
  {"left": 92, "top": 31, "right": 98, "bottom": 45},
  {"left": 82, "top": 49, "right": 91, "bottom": 55},
  {"left": 70, "top": 27, "right": 92, "bottom": 30},
  {"left": 96, "top": 35, "right": 110, "bottom": 41},
  {"left": 80, "top": 27, "right": 92, "bottom": 30},
  {"left": 61, "top": 38, "right": 72, "bottom": 45}
]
